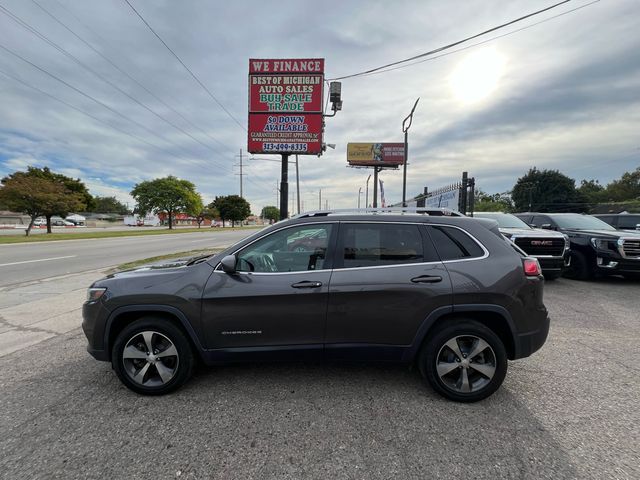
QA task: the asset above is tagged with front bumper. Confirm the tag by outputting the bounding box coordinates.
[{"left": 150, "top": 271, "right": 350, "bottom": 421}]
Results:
[
  {"left": 596, "top": 256, "right": 640, "bottom": 274},
  {"left": 82, "top": 300, "right": 111, "bottom": 362},
  {"left": 537, "top": 255, "right": 568, "bottom": 274}
]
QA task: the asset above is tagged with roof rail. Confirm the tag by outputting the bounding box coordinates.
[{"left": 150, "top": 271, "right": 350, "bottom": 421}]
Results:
[{"left": 292, "top": 207, "right": 465, "bottom": 219}]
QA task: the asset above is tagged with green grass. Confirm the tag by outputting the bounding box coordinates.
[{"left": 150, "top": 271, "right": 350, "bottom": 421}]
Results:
[
  {"left": 0, "top": 226, "right": 260, "bottom": 245},
  {"left": 113, "top": 248, "right": 224, "bottom": 272}
]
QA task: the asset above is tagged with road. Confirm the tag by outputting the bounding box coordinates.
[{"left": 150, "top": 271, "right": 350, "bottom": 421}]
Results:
[
  {"left": 0, "top": 233, "right": 638, "bottom": 478},
  {"left": 0, "top": 228, "right": 257, "bottom": 287}
]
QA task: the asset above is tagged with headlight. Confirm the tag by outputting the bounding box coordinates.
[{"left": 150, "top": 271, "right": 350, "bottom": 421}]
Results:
[
  {"left": 617, "top": 238, "right": 625, "bottom": 247},
  {"left": 590, "top": 238, "right": 609, "bottom": 249},
  {"left": 563, "top": 234, "right": 570, "bottom": 249},
  {"left": 86, "top": 287, "right": 107, "bottom": 302}
]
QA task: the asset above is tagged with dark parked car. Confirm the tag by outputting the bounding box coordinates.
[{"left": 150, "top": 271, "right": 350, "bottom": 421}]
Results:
[
  {"left": 83, "top": 213, "right": 549, "bottom": 402},
  {"left": 474, "top": 212, "right": 569, "bottom": 279},
  {"left": 594, "top": 214, "right": 640, "bottom": 233},
  {"left": 515, "top": 213, "right": 640, "bottom": 280}
]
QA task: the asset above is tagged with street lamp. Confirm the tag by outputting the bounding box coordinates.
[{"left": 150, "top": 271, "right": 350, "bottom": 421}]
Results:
[{"left": 402, "top": 98, "right": 420, "bottom": 207}]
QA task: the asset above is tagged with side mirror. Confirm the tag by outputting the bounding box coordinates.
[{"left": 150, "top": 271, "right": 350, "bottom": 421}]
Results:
[
  {"left": 635, "top": 224, "right": 640, "bottom": 231},
  {"left": 220, "top": 255, "right": 237, "bottom": 273},
  {"left": 540, "top": 224, "right": 555, "bottom": 230}
]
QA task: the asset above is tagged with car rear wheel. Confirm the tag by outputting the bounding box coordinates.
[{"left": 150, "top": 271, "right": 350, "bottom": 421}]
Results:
[
  {"left": 112, "top": 318, "right": 194, "bottom": 395},
  {"left": 419, "top": 320, "right": 507, "bottom": 402}
]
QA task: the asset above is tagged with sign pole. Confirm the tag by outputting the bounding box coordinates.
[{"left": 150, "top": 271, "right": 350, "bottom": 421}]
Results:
[
  {"left": 373, "top": 166, "right": 379, "bottom": 208},
  {"left": 280, "top": 154, "right": 289, "bottom": 220}
]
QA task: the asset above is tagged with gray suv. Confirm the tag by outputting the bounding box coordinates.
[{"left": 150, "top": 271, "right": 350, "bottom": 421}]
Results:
[{"left": 83, "top": 212, "right": 549, "bottom": 402}]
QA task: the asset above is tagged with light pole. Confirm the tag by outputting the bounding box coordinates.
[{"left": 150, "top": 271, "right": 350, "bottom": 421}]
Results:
[
  {"left": 365, "top": 174, "right": 371, "bottom": 208},
  {"left": 358, "top": 187, "right": 362, "bottom": 208},
  {"left": 402, "top": 98, "right": 420, "bottom": 207}
]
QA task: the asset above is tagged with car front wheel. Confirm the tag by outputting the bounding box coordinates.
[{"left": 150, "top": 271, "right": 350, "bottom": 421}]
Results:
[
  {"left": 112, "top": 318, "right": 194, "bottom": 395},
  {"left": 419, "top": 320, "right": 508, "bottom": 402}
]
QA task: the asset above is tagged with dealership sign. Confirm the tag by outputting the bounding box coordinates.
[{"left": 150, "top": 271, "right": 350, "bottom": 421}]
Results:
[
  {"left": 425, "top": 190, "right": 460, "bottom": 209},
  {"left": 347, "top": 143, "right": 405, "bottom": 167},
  {"left": 248, "top": 58, "right": 324, "bottom": 155}
]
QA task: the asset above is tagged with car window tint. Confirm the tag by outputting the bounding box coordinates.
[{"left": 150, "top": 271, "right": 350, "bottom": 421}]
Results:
[
  {"left": 428, "top": 226, "right": 484, "bottom": 260},
  {"left": 236, "top": 224, "right": 333, "bottom": 272},
  {"left": 531, "top": 215, "right": 549, "bottom": 227},
  {"left": 341, "top": 223, "right": 429, "bottom": 268}
]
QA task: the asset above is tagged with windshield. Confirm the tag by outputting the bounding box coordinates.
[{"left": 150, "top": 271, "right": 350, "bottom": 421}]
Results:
[
  {"left": 552, "top": 214, "right": 616, "bottom": 230},
  {"left": 474, "top": 213, "right": 531, "bottom": 229}
]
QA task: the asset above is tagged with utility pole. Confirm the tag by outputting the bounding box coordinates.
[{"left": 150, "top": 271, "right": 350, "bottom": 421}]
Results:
[
  {"left": 235, "top": 149, "right": 245, "bottom": 198},
  {"left": 365, "top": 174, "right": 371, "bottom": 208},
  {"left": 279, "top": 154, "right": 289, "bottom": 220},
  {"left": 318, "top": 189, "right": 322, "bottom": 210},
  {"left": 358, "top": 187, "right": 362, "bottom": 208}
]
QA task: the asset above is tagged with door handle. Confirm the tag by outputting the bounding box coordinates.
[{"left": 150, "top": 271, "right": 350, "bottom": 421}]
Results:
[
  {"left": 411, "top": 275, "right": 442, "bottom": 284},
  {"left": 291, "top": 281, "right": 322, "bottom": 289}
]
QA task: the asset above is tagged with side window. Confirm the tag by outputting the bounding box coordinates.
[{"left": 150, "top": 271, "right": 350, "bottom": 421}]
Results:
[
  {"left": 340, "top": 223, "right": 434, "bottom": 268},
  {"left": 236, "top": 224, "right": 333, "bottom": 273},
  {"left": 617, "top": 216, "right": 639, "bottom": 229},
  {"left": 428, "top": 226, "right": 485, "bottom": 261},
  {"left": 531, "top": 215, "right": 549, "bottom": 227}
]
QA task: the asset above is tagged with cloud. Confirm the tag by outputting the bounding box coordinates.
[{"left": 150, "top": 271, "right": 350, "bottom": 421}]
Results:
[{"left": 0, "top": 0, "right": 638, "bottom": 213}]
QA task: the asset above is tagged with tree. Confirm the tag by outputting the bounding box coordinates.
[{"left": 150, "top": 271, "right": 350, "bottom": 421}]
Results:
[
  {"left": 576, "top": 179, "right": 606, "bottom": 205},
  {"left": 0, "top": 172, "right": 85, "bottom": 236},
  {"left": 260, "top": 205, "right": 280, "bottom": 223},
  {"left": 131, "top": 176, "right": 203, "bottom": 229},
  {"left": 94, "top": 196, "right": 130, "bottom": 214},
  {"left": 196, "top": 204, "right": 220, "bottom": 228},
  {"left": 473, "top": 190, "right": 513, "bottom": 212},
  {"left": 511, "top": 167, "right": 584, "bottom": 213},
  {"left": 604, "top": 167, "right": 640, "bottom": 202},
  {"left": 212, "top": 195, "right": 251, "bottom": 227}
]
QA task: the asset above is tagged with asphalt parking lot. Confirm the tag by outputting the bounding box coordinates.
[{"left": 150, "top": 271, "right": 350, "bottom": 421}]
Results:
[{"left": 1, "top": 275, "right": 639, "bottom": 479}]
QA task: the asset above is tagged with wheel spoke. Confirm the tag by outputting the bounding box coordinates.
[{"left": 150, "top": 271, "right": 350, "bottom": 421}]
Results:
[
  {"left": 156, "top": 344, "right": 178, "bottom": 358},
  {"left": 444, "top": 338, "right": 463, "bottom": 360},
  {"left": 460, "top": 367, "right": 471, "bottom": 393},
  {"left": 437, "top": 361, "right": 460, "bottom": 377},
  {"left": 155, "top": 361, "right": 174, "bottom": 383},
  {"left": 469, "top": 362, "right": 495, "bottom": 379},
  {"left": 122, "top": 345, "right": 147, "bottom": 360},
  {"left": 133, "top": 362, "right": 151, "bottom": 384},
  {"left": 142, "top": 331, "right": 154, "bottom": 353},
  {"left": 468, "top": 338, "right": 490, "bottom": 360}
]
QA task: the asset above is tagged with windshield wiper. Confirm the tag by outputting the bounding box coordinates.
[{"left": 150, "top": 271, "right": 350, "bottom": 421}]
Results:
[{"left": 186, "top": 254, "right": 213, "bottom": 266}]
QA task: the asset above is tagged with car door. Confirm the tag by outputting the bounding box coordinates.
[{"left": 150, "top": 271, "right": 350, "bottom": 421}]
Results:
[
  {"left": 325, "top": 221, "right": 452, "bottom": 360},
  {"left": 201, "top": 222, "right": 337, "bottom": 351}
]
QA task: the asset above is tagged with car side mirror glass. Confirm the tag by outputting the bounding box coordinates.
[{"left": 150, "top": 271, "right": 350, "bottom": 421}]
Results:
[
  {"left": 220, "top": 255, "right": 237, "bottom": 273},
  {"left": 540, "top": 224, "right": 555, "bottom": 230}
]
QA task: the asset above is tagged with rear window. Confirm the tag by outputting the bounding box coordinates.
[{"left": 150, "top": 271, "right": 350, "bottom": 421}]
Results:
[
  {"left": 340, "top": 223, "right": 434, "bottom": 268},
  {"left": 428, "top": 226, "right": 485, "bottom": 260},
  {"left": 617, "top": 215, "right": 640, "bottom": 229}
]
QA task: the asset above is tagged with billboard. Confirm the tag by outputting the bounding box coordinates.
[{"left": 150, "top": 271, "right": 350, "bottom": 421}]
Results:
[
  {"left": 248, "top": 58, "right": 324, "bottom": 155},
  {"left": 347, "top": 143, "right": 405, "bottom": 167},
  {"left": 425, "top": 190, "right": 460, "bottom": 209}
]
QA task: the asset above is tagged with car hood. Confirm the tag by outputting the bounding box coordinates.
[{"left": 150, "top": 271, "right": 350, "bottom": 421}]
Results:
[
  {"left": 561, "top": 228, "right": 640, "bottom": 239},
  {"left": 499, "top": 227, "right": 564, "bottom": 238}
]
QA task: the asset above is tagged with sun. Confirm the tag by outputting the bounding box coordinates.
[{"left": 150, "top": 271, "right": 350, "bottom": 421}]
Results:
[{"left": 449, "top": 48, "right": 507, "bottom": 104}]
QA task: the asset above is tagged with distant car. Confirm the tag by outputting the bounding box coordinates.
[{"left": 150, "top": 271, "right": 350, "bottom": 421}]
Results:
[
  {"left": 32, "top": 218, "right": 46, "bottom": 227},
  {"left": 52, "top": 219, "right": 74, "bottom": 226},
  {"left": 473, "top": 212, "right": 569, "bottom": 279},
  {"left": 594, "top": 214, "right": 640, "bottom": 233},
  {"left": 515, "top": 212, "right": 640, "bottom": 280}
]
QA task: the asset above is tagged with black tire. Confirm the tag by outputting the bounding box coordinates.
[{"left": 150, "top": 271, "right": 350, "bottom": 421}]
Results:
[
  {"left": 418, "top": 320, "right": 508, "bottom": 403},
  {"left": 112, "top": 318, "right": 194, "bottom": 395},
  {"left": 563, "top": 250, "right": 592, "bottom": 281}
]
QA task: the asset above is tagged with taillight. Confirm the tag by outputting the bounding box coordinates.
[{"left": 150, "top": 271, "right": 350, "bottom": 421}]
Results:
[{"left": 523, "top": 258, "right": 542, "bottom": 276}]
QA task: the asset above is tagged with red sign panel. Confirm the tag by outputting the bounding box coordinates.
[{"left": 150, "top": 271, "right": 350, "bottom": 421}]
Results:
[
  {"left": 248, "top": 58, "right": 324, "bottom": 155},
  {"left": 248, "top": 114, "right": 323, "bottom": 155}
]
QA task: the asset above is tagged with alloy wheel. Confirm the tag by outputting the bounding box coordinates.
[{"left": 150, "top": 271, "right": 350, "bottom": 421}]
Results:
[
  {"left": 122, "top": 330, "right": 179, "bottom": 387},
  {"left": 436, "top": 335, "right": 497, "bottom": 394}
]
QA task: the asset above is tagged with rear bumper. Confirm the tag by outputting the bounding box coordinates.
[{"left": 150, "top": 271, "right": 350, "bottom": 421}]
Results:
[{"left": 514, "top": 314, "right": 550, "bottom": 359}]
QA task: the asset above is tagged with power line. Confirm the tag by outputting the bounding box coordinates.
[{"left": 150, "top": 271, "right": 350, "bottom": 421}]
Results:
[
  {"left": 327, "top": 0, "right": 573, "bottom": 81},
  {"left": 354, "top": 0, "right": 600, "bottom": 79},
  {"left": 122, "top": 0, "right": 246, "bottom": 132},
  {"left": 0, "top": 3, "right": 229, "bottom": 160},
  {"left": 33, "top": 0, "right": 236, "bottom": 156}
]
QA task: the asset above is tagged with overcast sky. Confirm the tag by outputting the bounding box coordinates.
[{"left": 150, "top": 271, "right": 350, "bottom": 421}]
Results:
[{"left": 0, "top": 0, "right": 638, "bottom": 213}]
